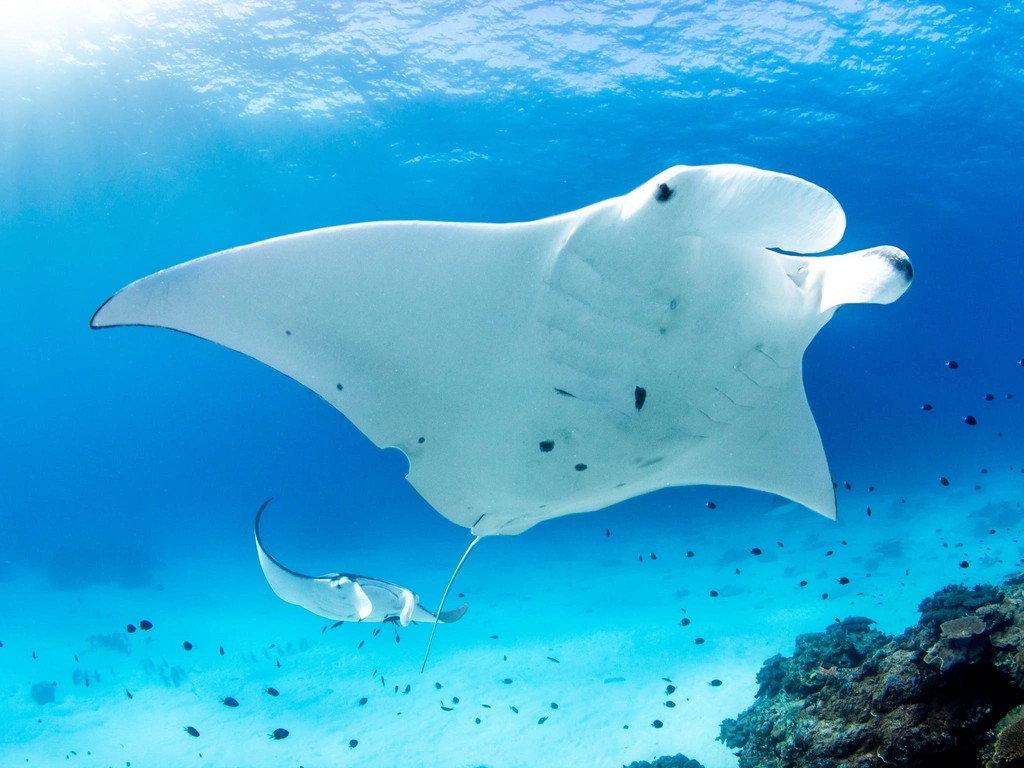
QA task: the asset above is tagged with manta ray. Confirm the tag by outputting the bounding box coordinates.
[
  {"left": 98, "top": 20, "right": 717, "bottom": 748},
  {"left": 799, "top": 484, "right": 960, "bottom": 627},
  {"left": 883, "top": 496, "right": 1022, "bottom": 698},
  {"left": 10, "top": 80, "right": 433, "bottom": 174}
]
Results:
[{"left": 91, "top": 163, "right": 913, "bottom": 668}]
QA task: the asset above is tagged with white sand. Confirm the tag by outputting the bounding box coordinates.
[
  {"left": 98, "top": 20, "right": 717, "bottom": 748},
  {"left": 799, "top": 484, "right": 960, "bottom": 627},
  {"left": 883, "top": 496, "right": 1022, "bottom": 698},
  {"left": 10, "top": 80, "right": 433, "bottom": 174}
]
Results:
[{"left": 2, "top": 471, "right": 1023, "bottom": 767}]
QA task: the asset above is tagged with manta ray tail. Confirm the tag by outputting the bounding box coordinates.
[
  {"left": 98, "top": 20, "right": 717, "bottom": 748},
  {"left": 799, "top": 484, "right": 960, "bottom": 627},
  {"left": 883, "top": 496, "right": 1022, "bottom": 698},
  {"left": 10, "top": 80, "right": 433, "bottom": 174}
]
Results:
[{"left": 421, "top": 535, "right": 482, "bottom": 673}]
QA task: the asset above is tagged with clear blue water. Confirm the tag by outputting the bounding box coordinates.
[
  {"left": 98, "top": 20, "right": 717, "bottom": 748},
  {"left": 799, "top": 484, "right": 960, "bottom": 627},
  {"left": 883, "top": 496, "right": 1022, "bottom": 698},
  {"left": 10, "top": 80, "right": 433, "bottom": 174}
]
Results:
[{"left": 1, "top": 3, "right": 1023, "bottom": 766}]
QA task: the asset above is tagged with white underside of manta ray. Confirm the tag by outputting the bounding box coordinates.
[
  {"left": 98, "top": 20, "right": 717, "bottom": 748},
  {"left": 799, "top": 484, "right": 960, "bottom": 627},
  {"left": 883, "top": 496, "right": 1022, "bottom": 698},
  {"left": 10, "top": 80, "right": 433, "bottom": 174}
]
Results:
[{"left": 91, "top": 163, "right": 913, "bottom": 665}]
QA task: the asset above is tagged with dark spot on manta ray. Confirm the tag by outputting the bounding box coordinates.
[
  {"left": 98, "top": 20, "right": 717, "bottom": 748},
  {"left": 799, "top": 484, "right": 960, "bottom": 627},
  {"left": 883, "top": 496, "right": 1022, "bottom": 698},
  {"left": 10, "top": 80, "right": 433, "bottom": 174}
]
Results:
[
  {"left": 185, "top": 726, "right": 200, "bottom": 738},
  {"left": 539, "top": 440, "right": 554, "bottom": 452},
  {"left": 654, "top": 183, "right": 674, "bottom": 202},
  {"left": 554, "top": 388, "right": 576, "bottom": 398},
  {"left": 222, "top": 697, "right": 239, "bottom": 707},
  {"left": 575, "top": 463, "right": 587, "bottom": 471},
  {"left": 182, "top": 641, "right": 193, "bottom": 651},
  {"left": 270, "top": 728, "right": 289, "bottom": 740},
  {"left": 126, "top": 624, "right": 136, "bottom": 634},
  {"left": 336, "top": 383, "right": 343, "bottom": 391},
  {"left": 139, "top": 620, "right": 153, "bottom": 631},
  {"left": 634, "top": 386, "right": 647, "bottom": 411},
  {"left": 266, "top": 687, "right": 279, "bottom": 697},
  {"left": 965, "top": 415, "right": 977, "bottom": 425}
]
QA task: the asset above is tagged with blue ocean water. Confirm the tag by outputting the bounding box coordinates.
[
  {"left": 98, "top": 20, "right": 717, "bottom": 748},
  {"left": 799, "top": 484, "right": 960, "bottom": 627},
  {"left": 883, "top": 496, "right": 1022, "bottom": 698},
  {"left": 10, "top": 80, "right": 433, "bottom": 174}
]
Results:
[{"left": 1, "top": 3, "right": 1023, "bottom": 767}]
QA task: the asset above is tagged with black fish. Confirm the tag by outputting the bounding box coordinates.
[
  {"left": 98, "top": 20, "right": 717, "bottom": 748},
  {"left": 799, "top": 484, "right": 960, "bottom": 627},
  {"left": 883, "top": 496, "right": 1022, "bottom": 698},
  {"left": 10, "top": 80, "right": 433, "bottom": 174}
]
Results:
[
  {"left": 441, "top": 703, "right": 454, "bottom": 711},
  {"left": 538, "top": 716, "right": 549, "bottom": 724},
  {"left": 799, "top": 580, "right": 808, "bottom": 587},
  {"left": 946, "top": 360, "right": 959, "bottom": 369},
  {"left": 126, "top": 689, "right": 133, "bottom": 699},
  {"left": 664, "top": 700, "right": 676, "bottom": 707},
  {"left": 694, "top": 637, "right": 705, "bottom": 645},
  {"left": 867, "top": 507, "right": 872, "bottom": 517},
  {"left": 126, "top": 624, "right": 137, "bottom": 634},
  {"left": 276, "top": 659, "right": 281, "bottom": 668},
  {"left": 475, "top": 717, "right": 481, "bottom": 724},
  {"left": 270, "top": 728, "right": 289, "bottom": 740},
  {"left": 665, "top": 685, "right": 676, "bottom": 694},
  {"left": 222, "top": 696, "right": 239, "bottom": 707},
  {"left": 986, "top": 394, "right": 995, "bottom": 401},
  {"left": 605, "top": 529, "right": 610, "bottom": 537},
  {"left": 709, "top": 590, "right": 719, "bottom": 597},
  {"left": 510, "top": 706, "right": 519, "bottom": 713},
  {"left": 652, "top": 719, "right": 663, "bottom": 728},
  {"left": 182, "top": 641, "right": 193, "bottom": 651},
  {"left": 266, "top": 687, "right": 279, "bottom": 697},
  {"left": 358, "top": 697, "right": 368, "bottom": 705},
  {"left": 349, "top": 739, "right": 358, "bottom": 748},
  {"left": 403, "top": 684, "right": 411, "bottom": 694},
  {"left": 550, "top": 702, "right": 559, "bottom": 709},
  {"left": 838, "top": 577, "right": 850, "bottom": 585},
  {"left": 489, "top": 635, "right": 499, "bottom": 639},
  {"left": 372, "top": 629, "right": 381, "bottom": 638},
  {"left": 941, "top": 477, "right": 950, "bottom": 486},
  {"left": 964, "top": 415, "right": 977, "bottom": 425},
  {"left": 185, "top": 726, "right": 199, "bottom": 738},
  {"left": 706, "top": 501, "right": 716, "bottom": 509},
  {"left": 434, "top": 682, "right": 442, "bottom": 689},
  {"left": 777, "top": 541, "right": 784, "bottom": 548},
  {"left": 330, "top": 620, "right": 344, "bottom": 630},
  {"left": 844, "top": 481, "right": 851, "bottom": 490},
  {"left": 638, "top": 554, "right": 643, "bottom": 562},
  {"left": 357, "top": 641, "right": 365, "bottom": 650},
  {"left": 219, "top": 645, "right": 225, "bottom": 656},
  {"left": 826, "top": 550, "right": 833, "bottom": 556},
  {"left": 921, "top": 403, "right": 933, "bottom": 411},
  {"left": 139, "top": 620, "right": 153, "bottom": 631},
  {"left": 680, "top": 618, "right": 690, "bottom": 627},
  {"left": 750, "top": 548, "right": 762, "bottom": 556},
  {"left": 547, "top": 656, "right": 560, "bottom": 663},
  {"left": 709, "top": 679, "right": 723, "bottom": 687},
  {"left": 502, "top": 678, "right": 513, "bottom": 684},
  {"left": 650, "top": 552, "right": 657, "bottom": 560},
  {"left": 686, "top": 551, "right": 695, "bottom": 558},
  {"left": 452, "top": 696, "right": 460, "bottom": 704},
  {"left": 321, "top": 626, "right": 327, "bottom": 634},
  {"left": 822, "top": 593, "right": 829, "bottom": 600},
  {"left": 960, "top": 561, "right": 970, "bottom": 568}
]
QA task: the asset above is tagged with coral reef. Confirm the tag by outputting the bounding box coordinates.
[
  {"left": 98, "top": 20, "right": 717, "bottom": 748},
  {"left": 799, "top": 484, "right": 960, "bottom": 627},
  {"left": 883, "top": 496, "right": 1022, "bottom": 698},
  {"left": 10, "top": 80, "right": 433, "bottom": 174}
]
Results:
[
  {"left": 623, "top": 755, "right": 704, "bottom": 768},
  {"left": 720, "top": 574, "right": 1024, "bottom": 767}
]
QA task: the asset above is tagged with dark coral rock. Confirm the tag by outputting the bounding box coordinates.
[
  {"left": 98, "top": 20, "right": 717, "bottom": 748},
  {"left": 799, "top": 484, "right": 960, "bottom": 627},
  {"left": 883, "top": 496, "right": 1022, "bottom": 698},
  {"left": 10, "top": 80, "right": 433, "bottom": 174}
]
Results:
[
  {"left": 721, "top": 575, "right": 1024, "bottom": 768},
  {"left": 623, "top": 755, "right": 704, "bottom": 768}
]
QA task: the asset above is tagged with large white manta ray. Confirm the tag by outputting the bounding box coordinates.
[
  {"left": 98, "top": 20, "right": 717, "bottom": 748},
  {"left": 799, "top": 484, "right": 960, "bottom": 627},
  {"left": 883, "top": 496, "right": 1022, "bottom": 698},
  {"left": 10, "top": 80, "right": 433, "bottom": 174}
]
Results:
[{"left": 91, "top": 163, "right": 912, "bottom": 665}]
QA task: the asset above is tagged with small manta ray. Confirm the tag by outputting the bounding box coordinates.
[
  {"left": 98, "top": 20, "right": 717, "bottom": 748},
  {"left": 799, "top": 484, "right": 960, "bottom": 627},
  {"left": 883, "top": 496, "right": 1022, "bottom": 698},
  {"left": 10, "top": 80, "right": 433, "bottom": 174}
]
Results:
[
  {"left": 90, "top": 163, "right": 913, "bottom": 669},
  {"left": 254, "top": 499, "right": 467, "bottom": 628}
]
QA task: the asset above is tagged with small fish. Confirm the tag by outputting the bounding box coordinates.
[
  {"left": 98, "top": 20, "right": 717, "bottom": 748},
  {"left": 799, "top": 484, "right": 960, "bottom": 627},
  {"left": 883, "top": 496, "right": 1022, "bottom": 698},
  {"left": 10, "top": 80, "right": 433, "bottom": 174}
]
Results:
[
  {"left": 395, "top": 632, "right": 400, "bottom": 644},
  {"left": 605, "top": 529, "right": 610, "bottom": 537},
  {"left": 349, "top": 739, "right": 358, "bottom": 748},
  {"left": 867, "top": 507, "right": 872, "bottom": 517},
  {"left": 219, "top": 645, "right": 225, "bottom": 656},
  {"left": 547, "top": 656, "right": 560, "bottom": 663},
  {"left": 270, "top": 728, "right": 289, "bottom": 740},
  {"left": 222, "top": 696, "right": 239, "bottom": 707},
  {"left": 85, "top": 676, "right": 90, "bottom": 688},
  {"left": 964, "top": 415, "right": 977, "bottom": 425},
  {"left": 750, "top": 548, "right": 762, "bottom": 556},
  {"left": 126, "top": 689, "right": 133, "bottom": 699},
  {"left": 799, "top": 580, "right": 808, "bottom": 587},
  {"left": 483, "top": 704, "right": 491, "bottom": 708},
  {"left": 266, "top": 687, "right": 280, "bottom": 696},
  {"left": 665, "top": 684, "right": 676, "bottom": 694},
  {"left": 838, "top": 577, "right": 850, "bottom": 585},
  {"left": 276, "top": 659, "right": 281, "bottom": 668},
  {"left": 664, "top": 700, "right": 676, "bottom": 707},
  {"left": 777, "top": 541, "right": 784, "bottom": 548},
  {"left": 709, "top": 679, "right": 723, "bottom": 687},
  {"left": 357, "top": 640, "right": 365, "bottom": 650},
  {"left": 985, "top": 394, "right": 995, "bottom": 401},
  {"left": 403, "top": 684, "right": 411, "bottom": 695},
  {"left": 139, "top": 620, "right": 153, "bottom": 631},
  {"left": 946, "top": 360, "right": 959, "bottom": 369},
  {"left": 652, "top": 719, "right": 663, "bottom": 729},
  {"left": 960, "top": 561, "right": 970, "bottom": 568},
  {"left": 441, "top": 703, "right": 454, "bottom": 711},
  {"left": 185, "top": 726, "right": 200, "bottom": 738},
  {"left": 489, "top": 635, "right": 499, "bottom": 639},
  {"left": 452, "top": 696, "right": 460, "bottom": 704},
  {"left": 74, "top": 654, "right": 78, "bottom": 661},
  {"left": 358, "top": 697, "right": 368, "bottom": 705},
  {"left": 330, "top": 620, "right": 344, "bottom": 630},
  {"left": 650, "top": 552, "right": 657, "bottom": 560},
  {"left": 475, "top": 717, "right": 481, "bottom": 724},
  {"left": 941, "top": 477, "right": 950, "bottom": 486},
  {"left": 638, "top": 554, "right": 643, "bottom": 562},
  {"left": 182, "top": 641, "right": 193, "bottom": 651},
  {"left": 735, "top": 568, "right": 741, "bottom": 575},
  {"left": 372, "top": 629, "right": 381, "bottom": 638},
  {"left": 321, "top": 626, "right": 327, "bottom": 635},
  {"left": 538, "top": 716, "right": 549, "bottom": 724},
  {"left": 434, "top": 682, "right": 442, "bottom": 690},
  {"left": 510, "top": 706, "right": 519, "bottom": 713},
  {"left": 706, "top": 501, "right": 716, "bottom": 509},
  {"left": 709, "top": 590, "right": 719, "bottom": 597},
  {"left": 868, "top": 486, "right": 875, "bottom": 491},
  {"left": 826, "top": 550, "right": 834, "bottom": 556},
  {"left": 550, "top": 702, "right": 559, "bottom": 709},
  {"left": 686, "top": 550, "right": 695, "bottom": 558},
  {"left": 32, "top": 651, "right": 36, "bottom": 660},
  {"left": 126, "top": 624, "right": 137, "bottom": 634},
  {"left": 502, "top": 678, "right": 513, "bottom": 684},
  {"left": 844, "top": 481, "right": 851, "bottom": 490},
  {"left": 394, "top": 685, "right": 398, "bottom": 693},
  {"left": 822, "top": 593, "right": 829, "bottom": 600},
  {"left": 921, "top": 403, "right": 933, "bottom": 411},
  {"left": 694, "top": 637, "right": 705, "bottom": 645},
  {"left": 680, "top": 618, "right": 690, "bottom": 627},
  {"left": 381, "top": 677, "right": 385, "bottom": 688}
]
